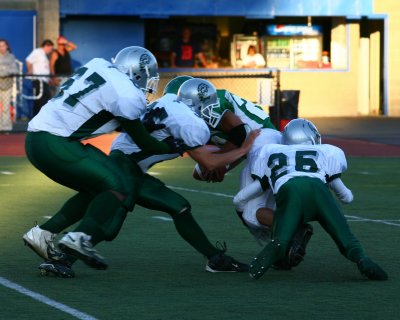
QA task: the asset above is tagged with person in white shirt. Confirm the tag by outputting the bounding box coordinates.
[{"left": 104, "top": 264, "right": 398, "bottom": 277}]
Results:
[
  {"left": 25, "top": 39, "right": 54, "bottom": 117},
  {"left": 242, "top": 45, "right": 266, "bottom": 68}
]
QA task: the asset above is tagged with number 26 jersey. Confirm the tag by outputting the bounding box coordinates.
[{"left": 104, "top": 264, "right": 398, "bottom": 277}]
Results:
[{"left": 251, "top": 144, "right": 348, "bottom": 194}]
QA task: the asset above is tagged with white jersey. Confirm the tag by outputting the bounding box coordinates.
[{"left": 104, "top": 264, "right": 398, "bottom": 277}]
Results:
[
  {"left": 111, "top": 93, "right": 210, "bottom": 172},
  {"left": 251, "top": 144, "right": 347, "bottom": 194},
  {"left": 28, "top": 58, "right": 146, "bottom": 140}
]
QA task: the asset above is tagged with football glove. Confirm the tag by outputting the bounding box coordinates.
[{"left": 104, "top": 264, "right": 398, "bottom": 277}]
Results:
[
  {"left": 163, "top": 136, "right": 190, "bottom": 156},
  {"left": 142, "top": 107, "right": 166, "bottom": 133}
]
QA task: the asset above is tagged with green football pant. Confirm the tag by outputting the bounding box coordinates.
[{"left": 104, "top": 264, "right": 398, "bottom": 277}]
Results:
[
  {"left": 25, "top": 131, "right": 139, "bottom": 244},
  {"left": 271, "top": 177, "right": 366, "bottom": 263},
  {"left": 110, "top": 150, "right": 220, "bottom": 258}
]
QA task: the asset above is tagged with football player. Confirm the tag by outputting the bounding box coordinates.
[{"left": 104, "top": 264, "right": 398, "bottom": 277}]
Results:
[
  {"left": 241, "top": 118, "right": 388, "bottom": 281},
  {"left": 23, "top": 46, "right": 188, "bottom": 277},
  {"left": 176, "top": 79, "right": 313, "bottom": 267},
  {"left": 36, "top": 75, "right": 260, "bottom": 277}
]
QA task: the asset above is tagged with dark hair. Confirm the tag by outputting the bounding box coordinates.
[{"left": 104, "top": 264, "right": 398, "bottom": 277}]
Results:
[
  {"left": 0, "top": 38, "right": 11, "bottom": 53},
  {"left": 247, "top": 45, "right": 257, "bottom": 53},
  {"left": 41, "top": 39, "right": 54, "bottom": 47}
]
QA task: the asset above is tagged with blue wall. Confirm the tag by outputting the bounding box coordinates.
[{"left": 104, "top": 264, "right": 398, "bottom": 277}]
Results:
[
  {"left": 61, "top": 17, "right": 144, "bottom": 69},
  {"left": 0, "top": 10, "right": 36, "bottom": 66}
]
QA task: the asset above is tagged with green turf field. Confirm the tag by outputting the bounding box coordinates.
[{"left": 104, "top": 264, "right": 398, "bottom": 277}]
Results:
[{"left": 0, "top": 156, "right": 399, "bottom": 320}]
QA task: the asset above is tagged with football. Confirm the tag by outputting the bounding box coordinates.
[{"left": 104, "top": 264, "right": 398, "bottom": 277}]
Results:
[
  {"left": 193, "top": 163, "right": 229, "bottom": 182},
  {"left": 193, "top": 163, "right": 208, "bottom": 181}
]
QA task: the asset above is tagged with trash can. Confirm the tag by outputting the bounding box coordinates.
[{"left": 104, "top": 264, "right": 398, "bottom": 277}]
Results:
[{"left": 269, "top": 90, "right": 300, "bottom": 131}]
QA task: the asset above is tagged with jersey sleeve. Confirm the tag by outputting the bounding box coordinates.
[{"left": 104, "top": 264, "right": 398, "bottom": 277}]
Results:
[
  {"left": 216, "top": 89, "right": 235, "bottom": 114},
  {"left": 169, "top": 116, "right": 210, "bottom": 149},
  {"left": 110, "top": 84, "right": 147, "bottom": 121},
  {"left": 324, "top": 145, "right": 348, "bottom": 182}
]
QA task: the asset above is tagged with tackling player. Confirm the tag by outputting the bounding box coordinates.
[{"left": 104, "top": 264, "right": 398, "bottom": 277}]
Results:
[
  {"left": 22, "top": 46, "right": 188, "bottom": 277},
  {"left": 36, "top": 75, "right": 260, "bottom": 277},
  {"left": 176, "top": 78, "right": 313, "bottom": 268},
  {"left": 240, "top": 118, "right": 388, "bottom": 281}
]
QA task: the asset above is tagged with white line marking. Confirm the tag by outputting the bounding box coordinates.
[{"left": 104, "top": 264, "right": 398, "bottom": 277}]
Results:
[
  {"left": 345, "top": 215, "right": 400, "bottom": 227},
  {"left": 152, "top": 216, "right": 173, "bottom": 221},
  {"left": 0, "top": 276, "right": 98, "bottom": 320},
  {"left": 0, "top": 171, "right": 15, "bottom": 175},
  {"left": 168, "top": 185, "right": 400, "bottom": 228},
  {"left": 168, "top": 185, "right": 234, "bottom": 198}
]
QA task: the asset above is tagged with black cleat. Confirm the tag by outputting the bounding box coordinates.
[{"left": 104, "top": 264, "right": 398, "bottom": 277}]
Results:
[
  {"left": 357, "top": 257, "right": 388, "bottom": 281},
  {"left": 206, "top": 252, "right": 249, "bottom": 273},
  {"left": 38, "top": 261, "right": 75, "bottom": 278},
  {"left": 286, "top": 223, "right": 314, "bottom": 268}
]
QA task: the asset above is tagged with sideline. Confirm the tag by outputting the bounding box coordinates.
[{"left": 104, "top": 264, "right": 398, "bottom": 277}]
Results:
[
  {"left": 168, "top": 186, "right": 400, "bottom": 228},
  {"left": 0, "top": 276, "right": 98, "bottom": 320}
]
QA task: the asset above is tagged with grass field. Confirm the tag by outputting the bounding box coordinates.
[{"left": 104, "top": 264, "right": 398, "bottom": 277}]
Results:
[{"left": 0, "top": 156, "right": 399, "bottom": 320}]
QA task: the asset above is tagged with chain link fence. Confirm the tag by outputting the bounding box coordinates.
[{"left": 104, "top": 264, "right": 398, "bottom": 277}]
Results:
[{"left": 1, "top": 68, "right": 284, "bottom": 131}]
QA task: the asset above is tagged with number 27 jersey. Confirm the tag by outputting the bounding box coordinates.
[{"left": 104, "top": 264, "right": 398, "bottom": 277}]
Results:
[
  {"left": 251, "top": 144, "right": 348, "bottom": 194},
  {"left": 28, "top": 58, "right": 146, "bottom": 140}
]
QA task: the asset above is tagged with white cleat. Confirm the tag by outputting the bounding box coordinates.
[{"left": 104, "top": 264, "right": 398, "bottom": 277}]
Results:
[
  {"left": 23, "top": 225, "right": 65, "bottom": 261},
  {"left": 58, "top": 232, "right": 108, "bottom": 270}
]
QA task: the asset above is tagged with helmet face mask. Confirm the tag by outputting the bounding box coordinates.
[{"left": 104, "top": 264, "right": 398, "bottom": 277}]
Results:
[
  {"left": 282, "top": 118, "right": 321, "bottom": 145},
  {"left": 177, "top": 78, "right": 221, "bottom": 127},
  {"left": 112, "top": 46, "right": 159, "bottom": 101}
]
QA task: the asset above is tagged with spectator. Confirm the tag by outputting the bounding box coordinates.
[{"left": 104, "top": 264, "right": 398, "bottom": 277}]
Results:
[
  {"left": 50, "top": 35, "right": 77, "bottom": 80},
  {"left": 25, "top": 39, "right": 54, "bottom": 117},
  {"left": 242, "top": 45, "right": 266, "bottom": 68},
  {"left": 170, "top": 26, "right": 208, "bottom": 68},
  {"left": 0, "top": 39, "right": 18, "bottom": 131}
]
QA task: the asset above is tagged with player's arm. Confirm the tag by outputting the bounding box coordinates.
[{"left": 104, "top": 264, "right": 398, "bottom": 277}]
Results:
[
  {"left": 49, "top": 51, "right": 58, "bottom": 76},
  {"left": 213, "top": 111, "right": 252, "bottom": 169},
  {"left": 328, "top": 177, "right": 353, "bottom": 204},
  {"left": 233, "top": 179, "right": 264, "bottom": 212},
  {"left": 187, "top": 129, "right": 260, "bottom": 171},
  {"left": 119, "top": 118, "right": 185, "bottom": 155}
]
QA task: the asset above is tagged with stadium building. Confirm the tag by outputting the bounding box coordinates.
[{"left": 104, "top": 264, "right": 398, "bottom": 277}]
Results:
[{"left": 1, "top": 0, "right": 399, "bottom": 117}]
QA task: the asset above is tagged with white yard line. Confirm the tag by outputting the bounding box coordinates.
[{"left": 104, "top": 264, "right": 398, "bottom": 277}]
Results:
[
  {"left": 168, "top": 185, "right": 400, "bottom": 228},
  {"left": 0, "top": 276, "right": 98, "bottom": 320}
]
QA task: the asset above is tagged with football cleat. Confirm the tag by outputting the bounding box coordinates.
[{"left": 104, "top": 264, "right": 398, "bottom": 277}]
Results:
[
  {"left": 357, "top": 257, "right": 388, "bottom": 281},
  {"left": 249, "top": 240, "right": 281, "bottom": 280},
  {"left": 23, "top": 225, "right": 66, "bottom": 261},
  {"left": 289, "top": 223, "right": 314, "bottom": 266},
  {"left": 206, "top": 252, "right": 249, "bottom": 273},
  {"left": 38, "top": 261, "right": 75, "bottom": 278},
  {"left": 58, "top": 232, "right": 108, "bottom": 270}
]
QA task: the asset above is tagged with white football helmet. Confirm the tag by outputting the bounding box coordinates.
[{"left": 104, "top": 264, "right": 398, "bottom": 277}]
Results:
[
  {"left": 282, "top": 118, "right": 321, "bottom": 145},
  {"left": 112, "top": 46, "right": 159, "bottom": 101},
  {"left": 177, "top": 78, "right": 221, "bottom": 127}
]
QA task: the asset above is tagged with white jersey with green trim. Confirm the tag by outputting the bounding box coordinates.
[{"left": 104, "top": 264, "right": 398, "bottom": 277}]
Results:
[
  {"left": 251, "top": 144, "right": 347, "bottom": 194},
  {"left": 216, "top": 89, "right": 274, "bottom": 130},
  {"left": 111, "top": 93, "right": 210, "bottom": 172},
  {"left": 28, "top": 58, "right": 146, "bottom": 140}
]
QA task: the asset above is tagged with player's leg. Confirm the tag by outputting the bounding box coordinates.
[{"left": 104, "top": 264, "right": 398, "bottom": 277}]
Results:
[
  {"left": 250, "top": 180, "right": 305, "bottom": 279},
  {"left": 25, "top": 132, "right": 137, "bottom": 269},
  {"left": 136, "top": 174, "right": 248, "bottom": 272},
  {"left": 314, "top": 181, "right": 387, "bottom": 280},
  {"left": 57, "top": 147, "right": 143, "bottom": 270}
]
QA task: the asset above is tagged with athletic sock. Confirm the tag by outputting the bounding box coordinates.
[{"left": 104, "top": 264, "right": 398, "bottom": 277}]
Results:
[
  {"left": 172, "top": 210, "right": 220, "bottom": 258},
  {"left": 74, "top": 191, "right": 125, "bottom": 245},
  {"left": 40, "top": 193, "right": 93, "bottom": 234}
]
